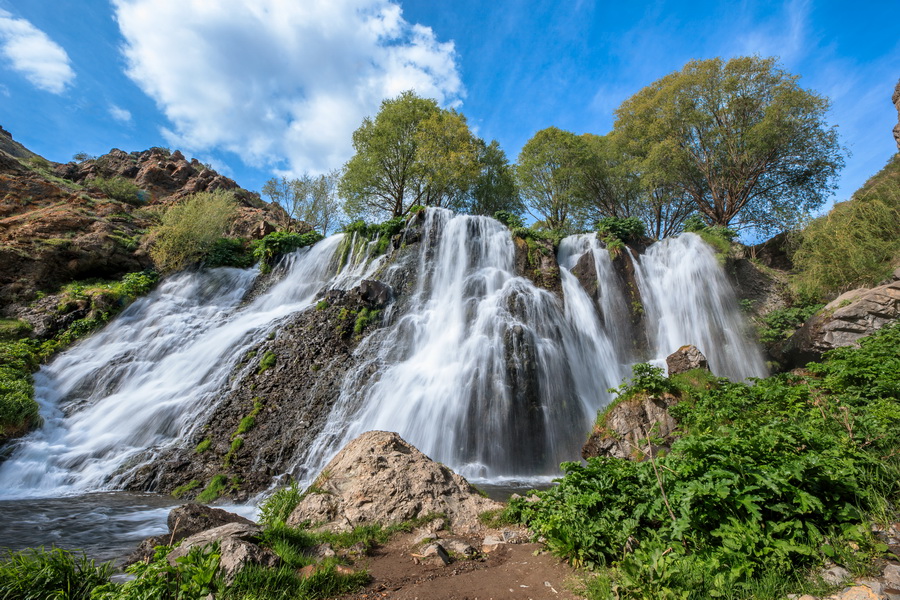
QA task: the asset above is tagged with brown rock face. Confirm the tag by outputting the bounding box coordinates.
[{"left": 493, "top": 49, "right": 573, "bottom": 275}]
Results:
[
  {"left": 286, "top": 431, "right": 502, "bottom": 534},
  {"left": 513, "top": 236, "right": 562, "bottom": 297},
  {"left": 774, "top": 276, "right": 900, "bottom": 368},
  {"left": 582, "top": 393, "right": 679, "bottom": 460},
  {"left": 666, "top": 345, "right": 709, "bottom": 375}
]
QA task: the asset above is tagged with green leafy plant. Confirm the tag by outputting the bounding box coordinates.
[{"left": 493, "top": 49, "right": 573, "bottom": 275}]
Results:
[
  {"left": 596, "top": 216, "right": 645, "bottom": 243},
  {"left": 493, "top": 210, "right": 524, "bottom": 229},
  {"left": 758, "top": 303, "right": 825, "bottom": 344},
  {"left": 252, "top": 231, "right": 324, "bottom": 274},
  {"left": 0, "top": 547, "right": 113, "bottom": 600},
  {"left": 91, "top": 176, "right": 145, "bottom": 206}
]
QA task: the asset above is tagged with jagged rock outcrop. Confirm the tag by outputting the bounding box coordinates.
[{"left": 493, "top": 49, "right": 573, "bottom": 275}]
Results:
[
  {"left": 666, "top": 345, "right": 709, "bottom": 375},
  {"left": 582, "top": 392, "right": 679, "bottom": 461},
  {"left": 286, "top": 431, "right": 502, "bottom": 534},
  {"left": 513, "top": 236, "right": 561, "bottom": 297},
  {"left": 126, "top": 281, "right": 390, "bottom": 499},
  {"left": 774, "top": 272, "right": 900, "bottom": 368}
]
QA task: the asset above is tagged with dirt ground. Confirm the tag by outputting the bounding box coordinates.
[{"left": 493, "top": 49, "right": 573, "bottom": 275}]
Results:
[{"left": 338, "top": 530, "right": 585, "bottom": 600}]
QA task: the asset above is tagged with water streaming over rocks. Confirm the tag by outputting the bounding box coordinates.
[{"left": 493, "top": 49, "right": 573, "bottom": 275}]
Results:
[{"left": 0, "top": 209, "right": 766, "bottom": 501}]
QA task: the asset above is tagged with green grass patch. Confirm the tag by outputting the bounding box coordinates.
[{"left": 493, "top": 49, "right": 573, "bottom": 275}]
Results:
[
  {"left": 195, "top": 438, "right": 211, "bottom": 453},
  {"left": 258, "top": 351, "right": 276, "bottom": 374},
  {"left": 0, "top": 547, "right": 113, "bottom": 600},
  {"left": 172, "top": 479, "right": 200, "bottom": 499},
  {"left": 196, "top": 474, "right": 228, "bottom": 503}
]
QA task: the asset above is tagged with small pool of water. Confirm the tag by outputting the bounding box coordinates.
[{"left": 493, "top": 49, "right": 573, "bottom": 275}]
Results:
[{"left": 0, "top": 492, "right": 255, "bottom": 564}]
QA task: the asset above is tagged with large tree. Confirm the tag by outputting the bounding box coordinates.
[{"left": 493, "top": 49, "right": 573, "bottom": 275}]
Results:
[
  {"left": 516, "top": 127, "right": 587, "bottom": 232},
  {"left": 465, "top": 139, "right": 522, "bottom": 217},
  {"left": 613, "top": 56, "right": 845, "bottom": 233},
  {"left": 340, "top": 91, "right": 479, "bottom": 220}
]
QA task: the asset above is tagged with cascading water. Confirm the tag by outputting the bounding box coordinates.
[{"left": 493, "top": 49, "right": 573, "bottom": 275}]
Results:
[
  {"left": 631, "top": 233, "right": 767, "bottom": 380},
  {"left": 0, "top": 209, "right": 766, "bottom": 503},
  {"left": 0, "top": 237, "right": 345, "bottom": 498}
]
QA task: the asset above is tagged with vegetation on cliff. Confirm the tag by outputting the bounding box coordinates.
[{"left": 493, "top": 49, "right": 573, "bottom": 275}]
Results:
[{"left": 508, "top": 323, "right": 900, "bottom": 599}]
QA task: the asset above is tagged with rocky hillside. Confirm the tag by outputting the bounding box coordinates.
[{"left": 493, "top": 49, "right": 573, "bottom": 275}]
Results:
[{"left": 0, "top": 126, "right": 283, "bottom": 314}]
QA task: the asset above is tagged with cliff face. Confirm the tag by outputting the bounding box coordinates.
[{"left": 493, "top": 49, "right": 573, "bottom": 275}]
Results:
[{"left": 0, "top": 128, "right": 283, "bottom": 311}]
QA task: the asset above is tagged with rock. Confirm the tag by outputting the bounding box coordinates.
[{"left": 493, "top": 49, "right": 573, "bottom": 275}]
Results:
[
  {"left": 775, "top": 280, "right": 900, "bottom": 367},
  {"left": 444, "top": 539, "right": 476, "bottom": 557},
  {"left": 166, "top": 522, "right": 278, "bottom": 581},
  {"left": 286, "top": 431, "right": 502, "bottom": 534},
  {"left": 830, "top": 585, "right": 880, "bottom": 600},
  {"left": 665, "top": 345, "right": 709, "bottom": 375},
  {"left": 582, "top": 392, "right": 679, "bottom": 460},
  {"left": 359, "top": 279, "right": 392, "bottom": 307},
  {"left": 821, "top": 565, "right": 851, "bottom": 586},
  {"left": 481, "top": 534, "right": 505, "bottom": 553},
  {"left": 513, "top": 235, "right": 562, "bottom": 298},
  {"left": 167, "top": 503, "right": 255, "bottom": 542},
  {"left": 885, "top": 564, "right": 900, "bottom": 586},
  {"left": 125, "top": 504, "right": 254, "bottom": 564}
]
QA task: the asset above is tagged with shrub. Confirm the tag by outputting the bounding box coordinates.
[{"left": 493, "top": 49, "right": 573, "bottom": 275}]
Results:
[
  {"left": 596, "top": 216, "right": 645, "bottom": 243},
  {"left": 204, "top": 237, "right": 255, "bottom": 269},
  {"left": 92, "top": 176, "right": 144, "bottom": 205},
  {"left": 757, "top": 302, "right": 825, "bottom": 344},
  {"left": 794, "top": 154, "right": 900, "bottom": 299},
  {"left": 150, "top": 190, "right": 238, "bottom": 272},
  {"left": 493, "top": 210, "right": 524, "bottom": 229},
  {"left": 0, "top": 340, "right": 41, "bottom": 442},
  {"left": 252, "top": 231, "right": 323, "bottom": 273}
]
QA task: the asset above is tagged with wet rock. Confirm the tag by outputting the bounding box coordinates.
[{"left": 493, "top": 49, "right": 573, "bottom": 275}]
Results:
[
  {"left": 512, "top": 235, "right": 561, "bottom": 298},
  {"left": 359, "top": 279, "right": 392, "bottom": 307},
  {"left": 665, "top": 345, "right": 709, "bottom": 375},
  {"left": 286, "top": 431, "right": 502, "bottom": 534},
  {"left": 582, "top": 392, "right": 679, "bottom": 460}
]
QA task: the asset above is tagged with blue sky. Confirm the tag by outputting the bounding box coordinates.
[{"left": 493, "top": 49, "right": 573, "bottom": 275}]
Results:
[{"left": 1, "top": 0, "right": 898, "bottom": 218}]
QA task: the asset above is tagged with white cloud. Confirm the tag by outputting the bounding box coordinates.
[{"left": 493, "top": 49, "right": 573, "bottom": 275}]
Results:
[
  {"left": 111, "top": 0, "right": 464, "bottom": 175},
  {"left": 109, "top": 104, "right": 132, "bottom": 123},
  {"left": 0, "top": 9, "right": 75, "bottom": 94}
]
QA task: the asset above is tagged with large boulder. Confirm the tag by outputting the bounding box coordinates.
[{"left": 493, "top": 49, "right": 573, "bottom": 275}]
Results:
[
  {"left": 165, "top": 522, "right": 279, "bottom": 582},
  {"left": 774, "top": 275, "right": 900, "bottom": 368},
  {"left": 582, "top": 392, "right": 679, "bottom": 461},
  {"left": 666, "top": 345, "right": 709, "bottom": 375},
  {"left": 286, "top": 431, "right": 502, "bottom": 534}
]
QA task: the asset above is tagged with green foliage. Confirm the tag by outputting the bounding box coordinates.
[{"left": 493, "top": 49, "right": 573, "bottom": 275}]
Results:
[
  {"left": 204, "top": 237, "right": 255, "bottom": 269},
  {"left": 172, "top": 480, "right": 200, "bottom": 499},
  {"left": 794, "top": 154, "right": 900, "bottom": 299},
  {"left": 493, "top": 210, "right": 524, "bottom": 229},
  {"left": 223, "top": 437, "right": 243, "bottom": 467},
  {"left": 614, "top": 56, "right": 845, "bottom": 233},
  {"left": 196, "top": 474, "right": 228, "bottom": 503},
  {"left": 516, "top": 126, "right": 588, "bottom": 233},
  {"left": 92, "top": 544, "right": 220, "bottom": 600},
  {"left": 235, "top": 399, "right": 263, "bottom": 437},
  {"left": 258, "top": 351, "right": 276, "bottom": 373},
  {"left": 340, "top": 90, "right": 480, "bottom": 220},
  {"left": 0, "top": 547, "right": 113, "bottom": 600},
  {"left": 510, "top": 323, "right": 900, "bottom": 599},
  {"left": 91, "top": 176, "right": 145, "bottom": 205},
  {"left": 609, "top": 363, "right": 676, "bottom": 400},
  {"left": 195, "top": 438, "right": 211, "bottom": 453},
  {"left": 315, "top": 300, "right": 329, "bottom": 311},
  {"left": 150, "top": 190, "right": 238, "bottom": 272},
  {"left": 252, "top": 231, "right": 323, "bottom": 274},
  {"left": 465, "top": 140, "right": 523, "bottom": 217},
  {"left": 0, "top": 318, "right": 32, "bottom": 341},
  {"left": 597, "top": 216, "right": 646, "bottom": 243},
  {"left": 340, "top": 214, "right": 407, "bottom": 259},
  {"left": 757, "top": 303, "right": 824, "bottom": 344},
  {"left": 259, "top": 481, "right": 304, "bottom": 527},
  {"left": 353, "top": 308, "right": 380, "bottom": 334}
]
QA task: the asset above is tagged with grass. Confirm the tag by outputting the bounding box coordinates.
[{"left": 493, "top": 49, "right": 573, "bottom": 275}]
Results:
[
  {"left": 258, "top": 351, "right": 276, "bottom": 374},
  {"left": 196, "top": 474, "right": 229, "bottom": 503},
  {"left": 172, "top": 479, "right": 200, "bottom": 499},
  {"left": 0, "top": 547, "right": 113, "bottom": 600}
]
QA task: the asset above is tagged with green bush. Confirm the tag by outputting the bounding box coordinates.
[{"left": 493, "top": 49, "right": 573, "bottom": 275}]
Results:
[
  {"left": 794, "top": 154, "right": 900, "bottom": 299},
  {"left": 253, "top": 231, "right": 323, "bottom": 273},
  {"left": 205, "top": 237, "right": 255, "bottom": 269},
  {"left": 509, "top": 323, "right": 900, "bottom": 599},
  {"left": 0, "top": 547, "right": 113, "bottom": 600},
  {"left": 92, "top": 176, "right": 145, "bottom": 205},
  {"left": 757, "top": 303, "right": 825, "bottom": 344},
  {"left": 150, "top": 190, "right": 238, "bottom": 272},
  {"left": 493, "top": 210, "right": 524, "bottom": 229},
  {"left": 596, "top": 216, "right": 646, "bottom": 243},
  {"left": 0, "top": 340, "right": 41, "bottom": 442}
]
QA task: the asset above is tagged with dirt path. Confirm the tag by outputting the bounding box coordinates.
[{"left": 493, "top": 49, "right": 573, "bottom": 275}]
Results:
[{"left": 339, "top": 531, "right": 585, "bottom": 600}]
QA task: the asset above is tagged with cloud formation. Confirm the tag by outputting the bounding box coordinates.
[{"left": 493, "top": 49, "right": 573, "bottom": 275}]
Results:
[
  {"left": 112, "top": 0, "right": 463, "bottom": 175},
  {"left": 109, "top": 104, "right": 132, "bottom": 124},
  {"left": 0, "top": 9, "right": 75, "bottom": 94}
]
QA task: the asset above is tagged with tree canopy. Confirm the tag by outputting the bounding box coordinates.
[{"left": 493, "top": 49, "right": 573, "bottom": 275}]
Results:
[
  {"left": 613, "top": 56, "right": 845, "bottom": 233},
  {"left": 516, "top": 127, "right": 587, "bottom": 232},
  {"left": 262, "top": 171, "right": 342, "bottom": 235},
  {"left": 339, "top": 91, "right": 480, "bottom": 221}
]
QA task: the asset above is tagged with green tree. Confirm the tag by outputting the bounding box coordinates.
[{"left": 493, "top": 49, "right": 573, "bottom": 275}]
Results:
[
  {"left": 466, "top": 139, "right": 522, "bottom": 217},
  {"left": 262, "top": 171, "right": 342, "bottom": 235},
  {"left": 614, "top": 56, "right": 845, "bottom": 233},
  {"left": 516, "top": 126, "right": 587, "bottom": 232},
  {"left": 149, "top": 190, "right": 237, "bottom": 272},
  {"left": 340, "top": 91, "right": 479, "bottom": 220}
]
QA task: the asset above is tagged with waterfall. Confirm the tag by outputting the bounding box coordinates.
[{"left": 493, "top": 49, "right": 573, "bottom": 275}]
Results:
[
  {"left": 0, "top": 210, "right": 767, "bottom": 498},
  {"left": 0, "top": 237, "right": 344, "bottom": 498}
]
